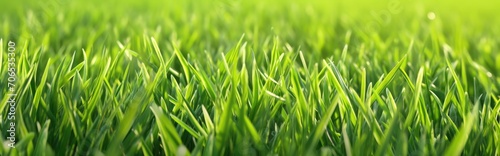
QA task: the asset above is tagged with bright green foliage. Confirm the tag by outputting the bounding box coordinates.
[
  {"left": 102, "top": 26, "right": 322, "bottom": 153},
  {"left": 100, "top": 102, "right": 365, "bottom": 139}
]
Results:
[{"left": 0, "top": 0, "right": 499, "bottom": 155}]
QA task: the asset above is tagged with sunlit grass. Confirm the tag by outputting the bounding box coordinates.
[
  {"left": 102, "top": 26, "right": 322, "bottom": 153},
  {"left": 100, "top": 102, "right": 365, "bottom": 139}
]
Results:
[{"left": 0, "top": 0, "right": 499, "bottom": 155}]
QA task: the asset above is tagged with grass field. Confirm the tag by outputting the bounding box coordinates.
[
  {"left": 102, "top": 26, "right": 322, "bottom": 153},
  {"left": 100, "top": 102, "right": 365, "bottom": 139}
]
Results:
[{"left": 1, "top": 0, "right": 500, "bottom": 155}]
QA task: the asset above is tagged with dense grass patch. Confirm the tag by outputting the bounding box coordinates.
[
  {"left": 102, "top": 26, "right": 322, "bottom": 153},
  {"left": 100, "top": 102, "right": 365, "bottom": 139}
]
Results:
[{"left": 1, "top": 0, "right": 499, "bottom": 155}]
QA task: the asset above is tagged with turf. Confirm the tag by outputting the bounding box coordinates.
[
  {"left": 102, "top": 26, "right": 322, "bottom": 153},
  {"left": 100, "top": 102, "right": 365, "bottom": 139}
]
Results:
[{"left": 0, "top": 0, "right": 499, "bottom": 155}]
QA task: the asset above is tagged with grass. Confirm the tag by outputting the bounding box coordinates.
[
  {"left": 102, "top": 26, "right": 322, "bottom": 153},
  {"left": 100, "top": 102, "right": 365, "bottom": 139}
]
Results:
[{"left": 0, "top": 0, "right": 499, "bottom": 155}]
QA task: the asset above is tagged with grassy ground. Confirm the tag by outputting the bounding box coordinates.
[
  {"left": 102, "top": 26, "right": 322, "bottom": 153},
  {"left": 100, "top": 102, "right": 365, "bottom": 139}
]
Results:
[{"left": 1, "top": 0, "right": 499, "bottom": 155}]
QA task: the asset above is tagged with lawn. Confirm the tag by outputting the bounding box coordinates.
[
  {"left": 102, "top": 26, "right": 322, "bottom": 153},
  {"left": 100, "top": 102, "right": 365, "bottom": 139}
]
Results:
[{"left": 0, "top": 0, "right": 499, "bottom": 155}]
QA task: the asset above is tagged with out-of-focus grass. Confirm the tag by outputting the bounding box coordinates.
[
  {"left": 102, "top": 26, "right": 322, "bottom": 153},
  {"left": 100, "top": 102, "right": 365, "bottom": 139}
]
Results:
[{"left": 0, "top": 0, "right": 499, "bottom": 155}]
